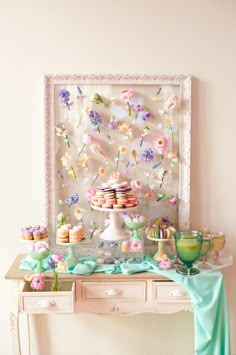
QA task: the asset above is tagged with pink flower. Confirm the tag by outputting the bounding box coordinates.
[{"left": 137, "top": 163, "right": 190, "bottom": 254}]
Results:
[
  {"left": 129, "top": 239, "right": 142, "bottom": 251},
  {"left": 31, "top": 273, "right": 45, "bottom": 291},
  {"left": 153, "top": 135, "right": 168, "bottom": 158},
  {"left": 164, "top": 94, "right": 177, "bottom": 112},
  {"left": 159, "top": 258, "right": 172, "bottom": 270},
  {"left": 87, "top": 188, "right": 96, "bottom": 200},
  {"left": 131, "top": 179, "right": 143, "bottom": 192},
  {"left": 78, "top": 134, "right": 95, "bottom": 157},
  {"left": 120, "top": 89, "right": 134, "bottom": 102},
  {"left": 82, "top": 134, "right": 94, "bottom": 145},
  {"left": 120, "top": 89, "right": 134, "bottom": 116},
  {"left": 51, "top": 253, "right": 63, "bottom": 264}
]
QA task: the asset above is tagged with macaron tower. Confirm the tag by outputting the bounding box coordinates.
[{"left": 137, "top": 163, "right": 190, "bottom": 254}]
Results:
[{"left": 90, "top": 180, "right": 138, "bottom": 209}]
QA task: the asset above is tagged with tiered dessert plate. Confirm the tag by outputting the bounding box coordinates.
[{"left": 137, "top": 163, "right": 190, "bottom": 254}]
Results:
[{"left": 91, "top": 205, "right": 138, "bottom": 241}]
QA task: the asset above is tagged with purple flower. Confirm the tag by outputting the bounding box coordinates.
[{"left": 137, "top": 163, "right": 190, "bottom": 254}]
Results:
[
  {"left": 58, "top": 89, "right": 71, "bottom": 109},
  {"left": 89, "top": 111, "right": 103, "bottom": 132},
  {"left": 109, "top": 118, "right": 118, "bottom": 130},
  {"left": 137, "top": 105, "right": 145, "bottom": 112},
  {"left": 141, "top": 112, "right": 152, "bottom": 121},
  {"left": 142, "top": 148, "right": 154, "bottom": 162},
  {"left": 47, "top": 257, "right": 56, "bottom": 270},
  {"left": 65, "top": 193, "right": 79, "bottom": 205}
]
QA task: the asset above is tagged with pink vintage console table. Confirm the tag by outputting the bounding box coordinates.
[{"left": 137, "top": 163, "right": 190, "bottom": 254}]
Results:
[
  {"left": 5, "top": 254, "right": 192, "bottom": 355},
  {"left": 5, "top": 254, "right": 231, "bottom": 355}
]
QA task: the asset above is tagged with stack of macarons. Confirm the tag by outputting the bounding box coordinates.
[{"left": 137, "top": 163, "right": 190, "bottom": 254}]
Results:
[
  {"left": 56, "top": 223, "right": 85, "bottom": 244},
  {"left": 91, "top": 181, "right": 138, "bottom": 209},
  {"left": 69, "top": 225, "right": 85, "bottom": 243},
  {"left": 20, "top": 225, "right": 48, "bottom": 241}
]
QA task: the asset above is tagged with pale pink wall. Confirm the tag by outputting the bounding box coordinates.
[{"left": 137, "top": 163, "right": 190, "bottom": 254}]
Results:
[{"left": 1, "top": 0, "right": 236, "bottom": 354}]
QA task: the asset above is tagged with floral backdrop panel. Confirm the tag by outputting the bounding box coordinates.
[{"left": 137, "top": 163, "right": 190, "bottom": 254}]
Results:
[{"left": 45, "top": 74, "right": 191, "bottom": 248}]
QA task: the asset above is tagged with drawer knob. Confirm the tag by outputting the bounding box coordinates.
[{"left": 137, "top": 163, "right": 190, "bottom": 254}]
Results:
[
  {"left": 170, "top": 289, "right": 187, "bottom": 297},
  {"left": 37, "top": 300, "right": 56, "bottom": 308},
  {"left": 105, "top": 288, "right": 122, "bottom": 296}
]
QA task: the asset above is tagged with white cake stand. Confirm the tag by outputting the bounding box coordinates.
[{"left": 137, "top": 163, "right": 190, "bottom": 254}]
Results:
[
  {"left": 57, "top": 242, "right": 81, "bottom": 267},
  {"left": 91, "top": 205, "right": 138, "bottom": 241}
]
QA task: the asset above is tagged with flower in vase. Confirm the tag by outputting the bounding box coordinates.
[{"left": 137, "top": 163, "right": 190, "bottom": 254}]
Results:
[{"left": 47, "top": 253, "right": 65, "bottom": 291}]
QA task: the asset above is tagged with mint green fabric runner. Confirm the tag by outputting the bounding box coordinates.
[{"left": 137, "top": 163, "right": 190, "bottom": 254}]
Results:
[{"left": 20, "top": 255, "right": 231, "bottom": 355}]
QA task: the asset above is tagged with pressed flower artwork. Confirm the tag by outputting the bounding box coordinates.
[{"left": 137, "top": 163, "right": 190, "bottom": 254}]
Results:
[{"left": 45, "top": 74, "right": 191, "bottom": 247}]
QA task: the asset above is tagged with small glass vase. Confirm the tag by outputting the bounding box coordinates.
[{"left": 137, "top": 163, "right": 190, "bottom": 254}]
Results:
[{"left": 51, "top": 271, "right": 62, "bottom": 291}]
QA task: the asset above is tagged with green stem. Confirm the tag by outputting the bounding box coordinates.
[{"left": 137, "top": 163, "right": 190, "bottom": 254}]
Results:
[
  {"left": 78, "top": 144, "right": 85, "bottom": 157},
  {"left": 52, "top": 271, "right": 58, "bottom": 291},
  {"left": 127, "top": 102, "right": 131, "bottom": 116}
]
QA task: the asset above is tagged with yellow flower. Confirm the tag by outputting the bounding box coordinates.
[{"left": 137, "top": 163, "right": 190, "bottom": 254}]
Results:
[
  {"left": 118, "top": 123, "right": 133, "bottom": 137},
  {"left": 81, "top": 105, "right": 89, "bottom": 113},
  {"left": 24, "top": 274, "right": 33, "bottom": 282},
  {"left": 78, "top": 154, "right": 89, "bottom": 168},
  {"left": 55, "top": 261, "right": 67, "bottom": 273}
]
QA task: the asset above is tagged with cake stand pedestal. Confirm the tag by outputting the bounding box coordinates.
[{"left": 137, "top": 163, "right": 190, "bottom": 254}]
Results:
[
  {"left": 147, "top": 236, "right": 170, "bottom": 261},
  {"left": 57, "top": 242, "right": 80, "bottom": 267},
  {"left": 92, "top": 205, "right": 138, "bottom": 241}
]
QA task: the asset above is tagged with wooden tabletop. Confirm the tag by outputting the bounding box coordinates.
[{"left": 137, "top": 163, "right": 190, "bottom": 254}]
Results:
[{"left": 5, "top": 254, "right": 169, "bottom": 281}]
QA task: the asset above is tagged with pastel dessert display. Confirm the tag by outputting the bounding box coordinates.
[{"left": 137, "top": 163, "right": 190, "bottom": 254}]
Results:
[
  {"left": 90, "top": 180, "right": 138, "bottom": 209},
  {"left": 96, "top": 241, "right": 143, "bottom": 265},
  {"left": 146, "top": 219, "right": 176, "bottom": 261},
  {"left": 124, "top": 214, "right": 146, "bottom": 240},
  {"left": 56, "top": 223, "right": 85, "bottom": 244},
  {"left": 69, "top": 225, "right": 85, "bottom": 243},
  {"left": 20, "top": 225, "right": 48, "bottom": 241},
  {"left": 28, "top": 241, "right": 51, "bottom": 272}
]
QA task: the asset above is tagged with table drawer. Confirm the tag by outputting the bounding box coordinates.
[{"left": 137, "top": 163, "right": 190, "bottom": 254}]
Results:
[
  {"left": 82, "top": 281, "right": 146, "bottom": 302},
  {"left": 20, "top": 281, "right": 75, "bottom": 313},
  {"left": 152, "top": 282, "right": 190, "bottom": 302}
]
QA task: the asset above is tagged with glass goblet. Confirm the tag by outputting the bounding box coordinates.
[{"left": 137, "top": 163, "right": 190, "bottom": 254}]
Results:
[
  {"left": 211, "top": 232, "right": 225, "bottom": 265},
  {"left": 29, "top": 250, "right": 50, "bottom": 272},
  {"left": 199, "top": 231, "right": 213, "bottom": 269},
  {"left": 174, "top": 230, "right": 211, "bottom": 276},
  {"left": 169, "top": 235, "right": 182, "bottom": 267}
]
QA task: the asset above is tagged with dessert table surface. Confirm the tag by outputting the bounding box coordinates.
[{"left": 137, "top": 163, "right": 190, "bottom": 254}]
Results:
[{"left": 5, "top": 253, "right": 233, "bottom": 355}]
